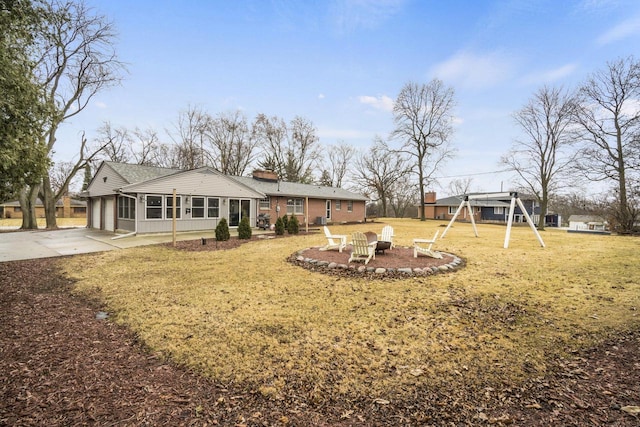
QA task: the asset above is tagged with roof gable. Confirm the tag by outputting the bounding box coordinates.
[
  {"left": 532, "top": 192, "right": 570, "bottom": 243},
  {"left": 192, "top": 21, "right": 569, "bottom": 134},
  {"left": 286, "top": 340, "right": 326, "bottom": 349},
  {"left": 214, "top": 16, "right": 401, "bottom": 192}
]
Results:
[{"left": 120, "top": 167, "right": 265, "bottom": 198}]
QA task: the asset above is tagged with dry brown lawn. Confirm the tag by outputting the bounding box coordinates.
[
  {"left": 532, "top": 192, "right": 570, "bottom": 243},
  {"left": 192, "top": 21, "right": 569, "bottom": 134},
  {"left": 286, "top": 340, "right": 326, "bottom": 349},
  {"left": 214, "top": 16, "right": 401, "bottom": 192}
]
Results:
[{"left": 62, "top": 219, "right": 640, "bottom": 406}]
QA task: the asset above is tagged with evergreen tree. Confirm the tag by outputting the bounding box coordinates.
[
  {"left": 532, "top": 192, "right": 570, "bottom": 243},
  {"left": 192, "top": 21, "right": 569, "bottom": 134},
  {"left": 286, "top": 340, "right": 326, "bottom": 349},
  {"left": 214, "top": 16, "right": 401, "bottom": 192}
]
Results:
[
  {"left": 215, "top": 218, "right": 230, "bottom": 241},
  {"left": 238, "top": 216, "right": 252, "bottom": 239}
]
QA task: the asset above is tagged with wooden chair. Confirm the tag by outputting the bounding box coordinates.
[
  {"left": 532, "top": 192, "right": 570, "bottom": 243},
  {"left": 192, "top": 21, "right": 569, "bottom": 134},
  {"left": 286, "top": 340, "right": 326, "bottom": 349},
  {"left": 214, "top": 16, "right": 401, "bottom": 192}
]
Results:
[
  {"left": 378, "top": 225, "right": 395, "bottom": 249},
  {"left": 320, "top": 226, "right": 346, "bottom": 253},
  {"left": 348, "top": 231, "right": 376, "bottom": 264},
  {"left": 413, "top": 230, "right": 443, "bottom": 259}
]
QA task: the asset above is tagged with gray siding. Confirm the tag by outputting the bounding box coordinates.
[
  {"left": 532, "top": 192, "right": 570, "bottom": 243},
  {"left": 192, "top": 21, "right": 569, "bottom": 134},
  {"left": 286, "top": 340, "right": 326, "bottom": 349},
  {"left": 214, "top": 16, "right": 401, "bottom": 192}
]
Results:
[
  {"left": 87, "top": 164, "right": 129, "bottom": 197},
  {"left": 124, "top": 169, "right": 264, "bottom": 199},
  {"left": 116, "top": 218, "right": 135, "bottom": 232}
]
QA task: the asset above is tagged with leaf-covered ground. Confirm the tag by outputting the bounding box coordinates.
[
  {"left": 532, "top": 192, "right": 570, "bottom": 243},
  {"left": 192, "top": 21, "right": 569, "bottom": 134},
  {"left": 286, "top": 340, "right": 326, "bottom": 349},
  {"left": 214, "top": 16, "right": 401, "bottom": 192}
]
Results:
[{"left": 1, "top": 233, "right": 639, "bottom": 426}]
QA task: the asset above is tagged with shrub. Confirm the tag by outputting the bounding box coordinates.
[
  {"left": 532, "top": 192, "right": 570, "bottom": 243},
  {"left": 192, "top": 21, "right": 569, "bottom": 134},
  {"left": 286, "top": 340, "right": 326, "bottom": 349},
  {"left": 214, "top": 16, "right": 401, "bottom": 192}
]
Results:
[
  {"left": 215, "top": 218, "right": 230, "bottom": 241},
  {"left": 282, "top": 214, "right": 289, "bottom": 230},
  {"left": 287, "top": 215, "right": 299, "bottom": 234},
  {"left": 238, "top": 216, "right": 252, "bottom": 240},
  {"left": 274, "top": 216, "right": 285, "bottom": 235}
]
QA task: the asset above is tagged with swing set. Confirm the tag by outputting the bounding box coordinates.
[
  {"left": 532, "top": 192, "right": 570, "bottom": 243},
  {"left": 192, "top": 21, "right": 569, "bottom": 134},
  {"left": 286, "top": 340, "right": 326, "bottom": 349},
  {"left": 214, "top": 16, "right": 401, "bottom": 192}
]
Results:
[{"left": 440, "top": 192, "right": 545, "bottom": 248}]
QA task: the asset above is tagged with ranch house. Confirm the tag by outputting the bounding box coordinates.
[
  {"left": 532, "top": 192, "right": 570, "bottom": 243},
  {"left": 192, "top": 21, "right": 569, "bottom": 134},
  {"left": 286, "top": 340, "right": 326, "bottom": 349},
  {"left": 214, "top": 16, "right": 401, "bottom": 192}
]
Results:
[
  {"left": 421, "top": 192, "right": 541, "bottom": 224},
  {"left": 83, "top": 161, "right": 367, "bottom": 235}
]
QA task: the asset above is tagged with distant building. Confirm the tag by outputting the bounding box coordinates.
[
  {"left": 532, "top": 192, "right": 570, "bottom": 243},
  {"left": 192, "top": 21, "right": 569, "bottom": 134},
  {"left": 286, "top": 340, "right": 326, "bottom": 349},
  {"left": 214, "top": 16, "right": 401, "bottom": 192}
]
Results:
[
  {"left": 421, "top": 191, "right": 540, "bottom": 224},
  {"left": 0, "top": 196, "right": 86, "bottom": 219},
  {"left": 568, "top": 215, "right": 608, "bottom": 232}
]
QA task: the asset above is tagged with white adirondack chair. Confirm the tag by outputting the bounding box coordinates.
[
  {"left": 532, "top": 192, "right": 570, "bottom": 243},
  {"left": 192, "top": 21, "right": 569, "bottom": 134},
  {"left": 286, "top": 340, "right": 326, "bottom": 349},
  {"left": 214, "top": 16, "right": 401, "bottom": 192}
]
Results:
[
  {"left": 378, "top": 225, "right": 395, "bottom": 249},
  {"left": 320, "top": 226, "right": 347, "bottom": 253},
  {"left": 348, "top": 231, "right": 376, "bottom": 264},
  {"left": 413, "top": 230, "right": 443, "bottom": 259}
]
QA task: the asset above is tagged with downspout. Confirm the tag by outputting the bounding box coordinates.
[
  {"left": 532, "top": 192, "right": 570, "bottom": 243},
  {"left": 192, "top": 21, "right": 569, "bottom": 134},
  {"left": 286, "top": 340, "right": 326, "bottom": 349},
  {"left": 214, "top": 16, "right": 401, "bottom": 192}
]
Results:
[{"left": 112, "top": 192, "right": 137, "bottom": 240}]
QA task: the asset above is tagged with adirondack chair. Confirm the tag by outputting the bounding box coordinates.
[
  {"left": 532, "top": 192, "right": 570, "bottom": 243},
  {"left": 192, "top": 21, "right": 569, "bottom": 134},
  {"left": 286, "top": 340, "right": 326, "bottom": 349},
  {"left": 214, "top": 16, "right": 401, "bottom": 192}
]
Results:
[
  {"left": 348, "top": 231, "right": 376, "bottom": 264},
  {"left": 378, "top": 225, "right": 395, "bottom": 250},
  {"left": 320, "top": 226, "right": 347, "bottom": 252},
  {"left": 413, "top": 230, "right": 443, "bottom": 259}
]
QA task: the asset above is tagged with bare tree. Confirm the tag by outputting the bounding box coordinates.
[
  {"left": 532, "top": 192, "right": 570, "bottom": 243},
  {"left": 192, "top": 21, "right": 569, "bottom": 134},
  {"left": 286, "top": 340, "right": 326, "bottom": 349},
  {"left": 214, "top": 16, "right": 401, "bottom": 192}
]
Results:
[
  {"left": 21, "top": 0, "right": 125, "bottom": 229},
  {"left": 392, "top": 79, "right": 457, "bottom": 221},
  {"left": 501, "top": 86, "right": 578, "bottom": 230},
  {"left": 574, "top": 56, "right": 640, "bottom": 233},
  {"left": 388, "top": 176, "right": 419, "bottom": 218},
  {"left": 128, "top": 127, "right": 164, "bottom": 166},
  {"left": 447, "top": 178, "right": 474, "bottom": 196},
  {"left": 352, "top": 137, "right": 411, "bottom": 217},
  {"left": 253, "top": 114, "right": 321, "bottom": 183},
  {"left": 168, "top": 105, "right": 210, "bottom": 170},
  {"left": 93, "top": 121, "right": 130, "bottom": 163},
  {"left": 207, "top": 110, "right": 257, "bottom": 175},
  {"left": 321, "top": 141, "right": 355, "bottom": 187}
]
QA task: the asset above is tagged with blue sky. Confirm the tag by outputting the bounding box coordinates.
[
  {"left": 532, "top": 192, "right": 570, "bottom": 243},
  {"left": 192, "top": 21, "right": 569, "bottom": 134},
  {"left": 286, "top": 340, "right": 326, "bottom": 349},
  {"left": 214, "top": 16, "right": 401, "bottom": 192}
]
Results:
[{"left": 57, "top": 0, "right": 640, "bottom": 195}]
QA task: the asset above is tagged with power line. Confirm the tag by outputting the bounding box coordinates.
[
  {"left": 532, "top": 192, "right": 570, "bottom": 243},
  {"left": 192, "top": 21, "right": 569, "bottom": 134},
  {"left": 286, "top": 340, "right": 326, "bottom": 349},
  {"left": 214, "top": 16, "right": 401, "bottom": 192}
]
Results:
[{"left": 435, "top": 169, "right": 512, "bottom": 179}]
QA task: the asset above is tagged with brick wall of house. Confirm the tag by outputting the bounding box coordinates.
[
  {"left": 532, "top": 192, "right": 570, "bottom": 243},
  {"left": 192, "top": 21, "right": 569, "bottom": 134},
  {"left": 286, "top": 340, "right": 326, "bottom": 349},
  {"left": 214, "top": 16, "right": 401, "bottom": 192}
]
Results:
[{"left": 258, "top": 195, "right": 366, "bottom": 227}]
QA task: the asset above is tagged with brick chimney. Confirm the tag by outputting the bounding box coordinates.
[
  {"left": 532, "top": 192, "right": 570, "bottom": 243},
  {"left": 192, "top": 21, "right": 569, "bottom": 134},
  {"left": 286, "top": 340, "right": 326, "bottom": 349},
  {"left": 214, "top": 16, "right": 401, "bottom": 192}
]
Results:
[
  {"left": 63, "top": 195, "right": 71, "bottom": 218},
  {"left": 252, "top": 170, "right": 279, "bottom": 182},
  {"left": 424, "top": 191, "right": 436, "bottom": 204}
]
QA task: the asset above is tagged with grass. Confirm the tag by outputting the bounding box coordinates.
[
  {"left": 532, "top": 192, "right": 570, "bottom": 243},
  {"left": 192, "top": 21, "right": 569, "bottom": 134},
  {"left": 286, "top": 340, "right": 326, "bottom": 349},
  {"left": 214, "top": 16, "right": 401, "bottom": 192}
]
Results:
[{"left": 62, "top": 219, "right": 640, "bottom": 403}]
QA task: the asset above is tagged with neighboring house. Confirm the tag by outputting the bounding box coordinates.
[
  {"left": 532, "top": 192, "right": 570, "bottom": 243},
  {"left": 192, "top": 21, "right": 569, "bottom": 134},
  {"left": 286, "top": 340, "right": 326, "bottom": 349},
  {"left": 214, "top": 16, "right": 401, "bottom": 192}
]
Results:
[
  {"left": 83, "top": 161, "right": 368, "bottom": 234},
  {"left": 568, "top": 215, "right": 608, "bottom": 232},
  {"left": 232, "top": 170, "right": 368, "bottom": 227},
  {"left": 0, "top": 196, "right": 86, "bottom": 219},
  {"left": 421, "top": 191, "right": 540, "bottom": 224}
]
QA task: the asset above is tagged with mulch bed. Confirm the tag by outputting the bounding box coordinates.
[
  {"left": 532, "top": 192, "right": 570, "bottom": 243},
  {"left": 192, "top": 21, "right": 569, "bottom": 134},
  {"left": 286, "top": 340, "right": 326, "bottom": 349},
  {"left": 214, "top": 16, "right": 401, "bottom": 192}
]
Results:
[{"left": 1, "top": 234, "right": 639, "bottom": 426}]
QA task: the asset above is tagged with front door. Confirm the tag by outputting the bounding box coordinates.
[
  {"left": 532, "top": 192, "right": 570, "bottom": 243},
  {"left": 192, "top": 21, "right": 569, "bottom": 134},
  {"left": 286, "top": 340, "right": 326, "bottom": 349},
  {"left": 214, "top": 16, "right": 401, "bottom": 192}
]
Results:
[{"left": 229, "top": 199, "right": 251, "bottom": 226}]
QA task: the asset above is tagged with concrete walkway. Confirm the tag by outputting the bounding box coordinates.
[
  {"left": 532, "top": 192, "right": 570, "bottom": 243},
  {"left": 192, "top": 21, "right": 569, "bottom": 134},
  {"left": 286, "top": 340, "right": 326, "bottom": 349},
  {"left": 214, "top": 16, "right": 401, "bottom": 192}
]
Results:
[{"left": 0, "top": 227, "right": 234, "bottom": 262}]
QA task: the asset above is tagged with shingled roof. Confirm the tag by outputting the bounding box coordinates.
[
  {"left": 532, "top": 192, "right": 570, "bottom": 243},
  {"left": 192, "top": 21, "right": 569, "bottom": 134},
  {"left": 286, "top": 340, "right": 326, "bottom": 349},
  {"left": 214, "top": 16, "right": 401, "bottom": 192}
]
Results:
[
  {"left": 105, "top": 161, "right": 179, "bottom": 185},
  {"left": 230, "top": 175, "right": 368, "bottom": 201}
]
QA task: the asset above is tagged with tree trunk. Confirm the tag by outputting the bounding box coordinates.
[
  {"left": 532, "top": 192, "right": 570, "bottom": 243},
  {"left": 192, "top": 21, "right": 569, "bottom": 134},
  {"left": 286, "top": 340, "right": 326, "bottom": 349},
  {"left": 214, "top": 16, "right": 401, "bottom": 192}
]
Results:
[
  {"left": 19, "top": 186, "right": 39, "bottom": 229},
  {"left": 537, "top": 187, "right": 548, "bottom": 231},
  {"left": 41, "top": 174, "right": 58, "bottom": 229}
]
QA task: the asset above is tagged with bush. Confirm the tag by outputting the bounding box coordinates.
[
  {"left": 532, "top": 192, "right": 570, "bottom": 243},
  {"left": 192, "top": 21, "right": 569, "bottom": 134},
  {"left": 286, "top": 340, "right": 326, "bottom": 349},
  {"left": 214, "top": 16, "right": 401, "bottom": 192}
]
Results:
[
  {"left": 238, "top": 216, "right": 252, "bottom": 240},
  {"left": 215, "top": 218, "right": 230, "bottom": 241},
  {"left": 282, "top": 214, "right": 289, "bottom": 230},
  {"left": 287, "top": 215, "right": 299, "bottom": 234},
  {"left": 274, "top": 216, "right": 285, "bottom": 235}
]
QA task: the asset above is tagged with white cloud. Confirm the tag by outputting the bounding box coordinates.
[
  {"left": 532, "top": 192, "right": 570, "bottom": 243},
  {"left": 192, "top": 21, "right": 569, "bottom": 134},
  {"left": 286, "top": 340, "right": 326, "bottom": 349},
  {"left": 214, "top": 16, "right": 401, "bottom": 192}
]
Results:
[
  {"left": 318, "top": 93, "right": 326, "bottom": 99},
  {"left": 94, "top": 101, "right": 107, "bottom": 109},
  {"left": 429, "top": 51, "right": 517, "bottom": 90},
  {"left": 596, "top": 15, "right": 640, "bottom": 45},
  {"left": 357, "top": 94, "right": 394, "bottom": 111},
  {"left": 521, "top": 63, "right": 578, "bottom": 85}
]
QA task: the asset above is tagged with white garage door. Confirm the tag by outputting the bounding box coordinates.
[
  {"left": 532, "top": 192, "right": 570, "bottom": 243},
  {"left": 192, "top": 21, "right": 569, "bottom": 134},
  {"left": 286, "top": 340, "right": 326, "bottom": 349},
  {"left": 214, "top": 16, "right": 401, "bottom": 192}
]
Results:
[
  {"left": 91, "top": 199, "right": 101, "bottom": 229},
  {"left": 104, "top": 197, "right": 115, "bottom": 231}
]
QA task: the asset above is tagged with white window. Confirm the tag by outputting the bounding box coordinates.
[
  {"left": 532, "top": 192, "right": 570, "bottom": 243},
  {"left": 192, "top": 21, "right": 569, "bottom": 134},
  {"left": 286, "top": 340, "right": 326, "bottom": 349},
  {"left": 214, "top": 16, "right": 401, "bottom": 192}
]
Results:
[
  {"left": 259, "top": 197, "right": 270, "bottom": 210},
  {"left": 448, "top": 206, "right": 457, "bottom": 215},
  {"left": 347, "top": 200, "right": 353, "bottom": 212},
  {"left": 494, "top": 207, "right": 504, "bottom": 214},
  {"left": 287, "top": 198, "right": 304, "bottom": 214},
  {"left": 118, "top": 196, "right": 135, "bottom": 220},
  {"left": 207, "top": 197, "right": 220, "bottom": 218},
  {"left": 191, "top": 197, "right": 205, "bottom": 218},
  {"left": 146, "top": 195, "right": 162, "bottom": 219},
  {"left": 336, "top": 200, "right": 341, "bottom": 211},
  {"left": 165, "top": 195, "right": 181, "bottom": 219}
]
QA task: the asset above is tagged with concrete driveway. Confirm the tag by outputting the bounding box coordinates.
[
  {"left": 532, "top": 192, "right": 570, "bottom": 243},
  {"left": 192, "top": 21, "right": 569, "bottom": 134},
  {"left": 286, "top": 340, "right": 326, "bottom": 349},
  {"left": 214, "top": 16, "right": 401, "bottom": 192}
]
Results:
[{"left": 0, "top": 228, "right": 220, "bottom": 262}]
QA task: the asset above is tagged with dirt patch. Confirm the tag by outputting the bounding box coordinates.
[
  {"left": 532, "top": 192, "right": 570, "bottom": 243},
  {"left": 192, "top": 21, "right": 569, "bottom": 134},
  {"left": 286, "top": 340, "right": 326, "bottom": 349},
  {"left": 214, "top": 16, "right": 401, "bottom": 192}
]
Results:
[{"left": 1, "top": 243, "right": 639, "bottom": 426}]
